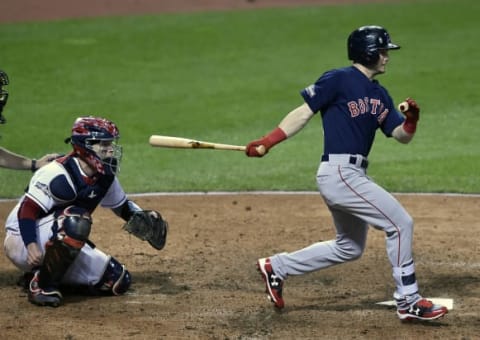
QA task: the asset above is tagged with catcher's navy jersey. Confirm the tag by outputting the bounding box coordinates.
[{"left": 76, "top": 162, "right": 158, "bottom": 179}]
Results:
[{"left": 301, "top": 66, "right": 404, "bottom": 156}]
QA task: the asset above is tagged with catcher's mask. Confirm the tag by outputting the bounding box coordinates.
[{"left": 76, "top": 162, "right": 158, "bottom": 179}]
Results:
[
  {"left": 66, "top": 116, "right": 122, "bottom": 175},
  {"left": 347, "top": 25, "right": 400, "bottom": 67}
]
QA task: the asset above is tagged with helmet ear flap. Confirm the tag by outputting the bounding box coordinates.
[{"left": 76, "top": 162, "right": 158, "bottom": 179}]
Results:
[{"left": 363, "top": 50, "right": 380, "bottom": 66}]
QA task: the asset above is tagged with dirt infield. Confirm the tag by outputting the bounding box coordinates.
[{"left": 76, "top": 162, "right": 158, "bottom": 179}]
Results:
[
  {"left": 1, "top": 1, "right": 479, "bottom": 339},
  {"left": 1, "top": 193, "right": 479, "bottom": 339}
]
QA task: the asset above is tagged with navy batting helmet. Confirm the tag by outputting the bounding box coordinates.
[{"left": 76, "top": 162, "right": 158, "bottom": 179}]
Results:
[{"left": 347, "top": 25, "right": 400, "bottom": 66}]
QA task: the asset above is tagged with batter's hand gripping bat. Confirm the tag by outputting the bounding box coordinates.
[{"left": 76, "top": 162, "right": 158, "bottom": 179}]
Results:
[
  {"left": 149, "top": 135, "right": 266, "bottom": 155},
  {"left": 398, "top": 101, "right": 409, "bottom": 113}
]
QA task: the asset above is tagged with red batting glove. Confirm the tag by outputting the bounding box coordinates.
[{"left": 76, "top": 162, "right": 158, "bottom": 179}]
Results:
[
  {"left": 245, "top": 127, "right": 287, "bottom": 157},
  {"left": 402, "top": 97, "right": 420, "bottom": 134}
]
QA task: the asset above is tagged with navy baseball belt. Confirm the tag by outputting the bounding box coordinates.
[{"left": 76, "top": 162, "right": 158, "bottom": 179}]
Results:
[{"left": 321, "top": 154, "right": 369, "bottom": 169}]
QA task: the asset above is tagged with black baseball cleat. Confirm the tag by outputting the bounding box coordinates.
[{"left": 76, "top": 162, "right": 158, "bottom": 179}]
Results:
[
  {"left": 28, "top": 271, "right": 63, "bottom": 307},
  {"left": 256, "top": 258, "right": 284, "bottom": 309},
  {"left": 397, "top": 298, "right": 448, "bottom": 321}
]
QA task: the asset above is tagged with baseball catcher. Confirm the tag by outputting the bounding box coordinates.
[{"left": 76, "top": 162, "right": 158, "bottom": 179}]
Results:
[
  {"left": 123, "top": 210, "right": 168, "bottom": 250},
  {"left": 3, "top": 116, "right": 169, "bottom": 307}
]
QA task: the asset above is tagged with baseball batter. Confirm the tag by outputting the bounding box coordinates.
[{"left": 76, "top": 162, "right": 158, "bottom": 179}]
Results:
[
  {"left": 3, "top": 116, "right": 167, "bottom": 307},
  {"left": 0, "top": 69, "right": 58, "bottom": 170},
  {"left": 245, "top": 25, "right": 447, "bottom": 321}
]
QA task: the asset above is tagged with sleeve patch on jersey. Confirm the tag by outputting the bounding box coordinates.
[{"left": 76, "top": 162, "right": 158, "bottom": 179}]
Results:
[
  {"left": 304, "top": 85, "right": 316, "bottom": 98},
  {"left": 49, "top": 174, "right": 76, "bottom": 202},
  {"left": 33, "top": 181, "right": 50, "bottom": 197}
]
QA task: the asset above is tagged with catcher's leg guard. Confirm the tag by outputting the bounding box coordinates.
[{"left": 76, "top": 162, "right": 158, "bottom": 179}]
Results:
[
  {"left": 29, "top": 239, "right": 82, "bottom": 307},
  {"left": 38, "top": 237, "right": 83, "bottom": 287},
  {"left": 93, "top": 257, "right": 132, "bottom": 295},
  {"left": 29, "top": 206, "right": 92, "bottom": 307}
]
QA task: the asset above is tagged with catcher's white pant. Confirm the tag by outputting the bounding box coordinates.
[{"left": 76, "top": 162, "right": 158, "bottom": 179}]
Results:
[{"left": 3, "top": 204, "right": 110, "bottom": 286}]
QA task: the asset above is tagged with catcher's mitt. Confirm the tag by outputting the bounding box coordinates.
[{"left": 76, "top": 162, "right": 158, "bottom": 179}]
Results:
[{"left": 123, "top": 210, "right": 168, "bottom": 250}]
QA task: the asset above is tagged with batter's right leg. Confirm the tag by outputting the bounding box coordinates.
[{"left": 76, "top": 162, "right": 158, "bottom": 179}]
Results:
[
  {"left": 258, "top": 209, "right": 368, "bottom": 309},
  {"left": 270, "top": 209, "right": 368, "bottom": 279}
]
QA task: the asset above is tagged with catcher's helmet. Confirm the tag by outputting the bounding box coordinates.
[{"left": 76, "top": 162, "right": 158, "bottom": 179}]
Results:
[
  {"left": 347, "top": 25, "right": 400, "bottom": 66},
  {"left": 67, "top": 116, "right": 122, "bottom": 175}
]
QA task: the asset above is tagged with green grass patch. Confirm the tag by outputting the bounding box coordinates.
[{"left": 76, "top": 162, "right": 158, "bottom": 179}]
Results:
[{"left": 1, "top": 0, "right": 479, "bottom": 197}]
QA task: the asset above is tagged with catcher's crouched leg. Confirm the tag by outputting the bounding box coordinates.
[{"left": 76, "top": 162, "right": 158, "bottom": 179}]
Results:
[
  {"left": 92, "top": 256, "right": 132, "bottom": 295},
  {"left": 30, "top": 206, "right": 92, "bottom": 307}
]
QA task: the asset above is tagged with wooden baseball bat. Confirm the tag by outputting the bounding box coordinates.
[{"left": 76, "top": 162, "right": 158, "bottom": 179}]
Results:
[
  {"left": 149, "top": 135, "right": 245, "bottom": 151},
  {"left": 398, "top": 101, "right": 409, "bottom": 113},
  {"left": 149, "top": 135, "right": 266, "bottom": 155}
]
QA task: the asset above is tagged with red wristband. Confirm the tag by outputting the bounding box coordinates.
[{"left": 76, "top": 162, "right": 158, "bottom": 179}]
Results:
[
  {"left": 403, "top": 116, "right": 417, "bottom": 134},
  {"left": 263, "top": 127, "right": 287, "bottom": 149}
]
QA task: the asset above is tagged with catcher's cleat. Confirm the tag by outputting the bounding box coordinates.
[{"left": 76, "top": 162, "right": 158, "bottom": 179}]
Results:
[
  {"left": 397, "top": 298, "right": 448, "bottom": 321},
  {"left": 257, "top": 258, "right": 284, "bottom": 309},
  {"left": 28, "top": 271, "right": 63, "bottom": 307}
]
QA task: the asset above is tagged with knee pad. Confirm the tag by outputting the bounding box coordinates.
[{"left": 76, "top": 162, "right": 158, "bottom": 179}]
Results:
[
  {"left": 57, "top": 205, "right": 92, "bottom": 243},
  {"left": 94, "top": 257, "right": 132, "bottom": 296}
]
